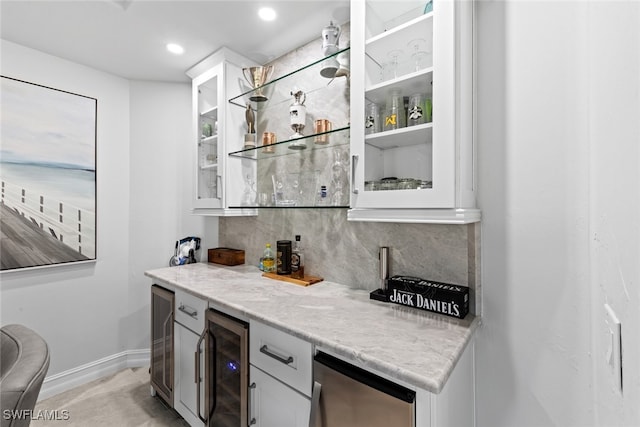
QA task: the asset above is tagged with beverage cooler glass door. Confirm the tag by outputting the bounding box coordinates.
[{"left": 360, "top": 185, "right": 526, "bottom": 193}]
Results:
[
  {"left": 150, "top": 285, "right": 174, "bottom": 406},
  {"left": 205, "top": 309, "right": 249, "bottom": 426},
  {"left": 196, "top": 72, "right": 222, "bottom": 209}
]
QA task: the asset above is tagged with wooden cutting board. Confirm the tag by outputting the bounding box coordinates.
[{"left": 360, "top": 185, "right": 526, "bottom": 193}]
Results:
[{"left": 261, "top": 272, "right": 323, "bottom": 287}]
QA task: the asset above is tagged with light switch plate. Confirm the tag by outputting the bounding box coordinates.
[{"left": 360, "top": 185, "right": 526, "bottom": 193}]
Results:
[{"left": 604, "top": 303, "right": 622, "bottom": 393}]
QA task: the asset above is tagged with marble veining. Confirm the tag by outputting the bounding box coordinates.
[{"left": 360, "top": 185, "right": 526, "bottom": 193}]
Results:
[
  {"left": 145, "top": 263, "right": 479, "bottom": 394},
  {"left": 220, "top": 18, "right": 481, "bottom": 315}
]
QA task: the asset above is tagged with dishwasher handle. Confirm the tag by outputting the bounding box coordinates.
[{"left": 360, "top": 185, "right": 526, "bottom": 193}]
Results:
[
  {"left": 314, "top": 351, "right": 416, "bottom": 404},
  {"left": 308, "top": 380, "right": 322, "bottom": 427}
]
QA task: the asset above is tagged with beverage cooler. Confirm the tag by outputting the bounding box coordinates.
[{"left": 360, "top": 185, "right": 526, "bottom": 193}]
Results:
[{"left": 203, "top": 309, "right": 249, "bottom": 426}]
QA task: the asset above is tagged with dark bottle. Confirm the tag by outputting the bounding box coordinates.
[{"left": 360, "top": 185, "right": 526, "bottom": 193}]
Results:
[
  {"left": 276, "top": 240, "right": 292, "bottom": 275},
  {"left": 291, "top": 235, "right": 304, "bottom": 279}
]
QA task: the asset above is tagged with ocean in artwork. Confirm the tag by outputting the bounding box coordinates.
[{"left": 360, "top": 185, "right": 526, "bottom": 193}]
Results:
[{"left": 1, "top": 162, "right": 95, "bottom": 212}]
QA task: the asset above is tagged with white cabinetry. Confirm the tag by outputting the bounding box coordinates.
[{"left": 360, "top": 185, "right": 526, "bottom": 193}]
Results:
[
  {"left": 249, "top": 365, "right": 311, "bottom": 427},
  {"left": 248, "top": 320, "right": 312, "bottom": 427},
  {"left": 173, "top": 289, "right": 208, "bottom": 427},
  {"left": 186, "top": 47, "right": 258, "bottom": 216},
  {"left": 349, "top": 0, "right": 479, "bottom": 223},
  {"left": 419, "top": 336, "right": 475, "bottom": 427}
]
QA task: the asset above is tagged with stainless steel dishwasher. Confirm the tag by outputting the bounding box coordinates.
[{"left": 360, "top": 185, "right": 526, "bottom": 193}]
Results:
[{"left": 311, "top": 351, "right": 416, "bottom": 427}]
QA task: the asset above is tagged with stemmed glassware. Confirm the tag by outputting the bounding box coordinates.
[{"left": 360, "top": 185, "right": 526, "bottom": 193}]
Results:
[
  {"left": 242, "top": 174, "right": 256, "bottom": 206},
  {"left": 407, "top": 38, "right": 430, "bottom": 72},
  {"left": 383, "top": 49, "right": 404, "bottom": 81}
]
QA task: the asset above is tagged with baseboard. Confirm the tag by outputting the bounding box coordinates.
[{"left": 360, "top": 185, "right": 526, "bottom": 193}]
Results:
[{"left": 38, "top": 348, "right": 150, "bottom": 401}]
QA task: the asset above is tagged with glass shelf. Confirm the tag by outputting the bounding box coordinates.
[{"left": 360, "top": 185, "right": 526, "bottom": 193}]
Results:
[
  {"left": 228, "top": 126, "right": 350, "bottom": 160},
  {"left": 200, "top": 135, "right": 218, "bottom": 144},
  {"left": 228, "top": 47, "right": 350, "bottom": 110},
  {"left": 200, "top": 163, "right": 218, "bottom": 170},
  {"left": 200, "top": 106, "right": 218, "bottom": 119},
  {"left": 228, "top": 204, "right": 348, "bottom": 209}
]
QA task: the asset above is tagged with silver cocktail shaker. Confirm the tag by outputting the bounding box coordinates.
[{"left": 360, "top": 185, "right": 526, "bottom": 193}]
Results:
[{"left": 379, "top": 246, "right": 390, "bottom": 292}]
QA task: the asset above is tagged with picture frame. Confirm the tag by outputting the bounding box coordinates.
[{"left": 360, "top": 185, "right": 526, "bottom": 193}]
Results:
[{"left": 0, "top": 76, "right": 97, "bottom": 271}]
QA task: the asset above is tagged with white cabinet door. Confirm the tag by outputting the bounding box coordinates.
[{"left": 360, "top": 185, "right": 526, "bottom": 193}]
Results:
[
  {"left": 187, "top": 47, "right": 258, "bottom": 216},
  {"left": 249, "top": 365, "right": 311, "bottom": 427},
  {"left": 349, "top": 0, "right": 479, "bottom": 223},
  {"left": 249, "top": 320, "right": 313, "bottom": 397},
  {"left": 192, "top": 64, "right": 223, "bottom": 211},
  {"left": 174, "top": 323, "right": 205, "bottom": 427}
]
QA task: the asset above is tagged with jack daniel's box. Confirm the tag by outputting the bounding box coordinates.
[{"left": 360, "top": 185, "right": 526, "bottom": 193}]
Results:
[{"left": 387, "top": 276, "right": 469, "bottom": 319}]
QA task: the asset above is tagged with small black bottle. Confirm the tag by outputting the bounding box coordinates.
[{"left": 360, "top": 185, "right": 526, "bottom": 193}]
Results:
[{"left": 276, "top": 240, "right": 292, "bottom": 275}]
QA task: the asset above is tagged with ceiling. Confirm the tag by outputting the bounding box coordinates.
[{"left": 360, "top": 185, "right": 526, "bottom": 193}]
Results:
[{"left": 0, "top": 0, "right": 350, "bottom": 83}]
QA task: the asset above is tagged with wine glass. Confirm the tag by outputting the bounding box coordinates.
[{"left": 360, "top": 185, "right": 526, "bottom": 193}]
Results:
[
  {"left": 385, "top": 49, "right": 404, "bottom": 80},
  {"left": 242, "top": 174, "right": 256, "bottom": 206},
  {"left": 407, "top": 38, "right": 430, "bottom": 72}
]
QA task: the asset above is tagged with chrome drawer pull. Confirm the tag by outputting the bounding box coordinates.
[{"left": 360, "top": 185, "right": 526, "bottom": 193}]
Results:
[
  {"left": 260, "top": 344, "right": 294, "bottom": 365},
  {"left": 249, "top": 382, "right": 257, "bottom": 425},
  {"left": 178, "top": 304, "right": 198, "bottom": 319}
]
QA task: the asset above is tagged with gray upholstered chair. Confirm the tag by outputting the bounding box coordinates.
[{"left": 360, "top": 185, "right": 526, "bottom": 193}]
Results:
[{"left": 1, "top": 324, "right": 50, "bottom": 427}]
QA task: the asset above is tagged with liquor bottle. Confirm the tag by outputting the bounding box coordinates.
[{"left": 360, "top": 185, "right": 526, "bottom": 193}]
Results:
[
  {"left": 262, "top": 243, "right": 275, "bottom": 273},
  {"left": 291, "top": 235, "right": 304, "bottom": 279},
  {"left": 277, "top": 240, "right": 292, "bottom": 275}
]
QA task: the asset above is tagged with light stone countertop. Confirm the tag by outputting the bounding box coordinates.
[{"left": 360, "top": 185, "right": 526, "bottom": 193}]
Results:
[{"left": 145, "top": 262, "right": 480, "bottom": 394}]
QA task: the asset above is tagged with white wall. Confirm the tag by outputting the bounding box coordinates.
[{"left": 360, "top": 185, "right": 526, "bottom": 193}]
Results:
[
  {"left": 587, "top": 2, "right": 640, "bottom": 425},
  {"left": 0, "top": 41, "right": 218, "bottom": 388},
  {"left": 1, "top": 40, "right": 133, "bottom": 376},
  {"left": 476, "top": 1, "right": 640, "bottom": 426},
  {"left": 127, "top": 80, "right": 218, "bottom": 350}
]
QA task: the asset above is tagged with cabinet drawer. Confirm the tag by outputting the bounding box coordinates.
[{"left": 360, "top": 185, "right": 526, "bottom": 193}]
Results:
[
  {"left": 174, "top": 289, "right": 207, "bottom": 333},
  {"left": 250, "top": 321, "right": 312, "bottom": 397}
]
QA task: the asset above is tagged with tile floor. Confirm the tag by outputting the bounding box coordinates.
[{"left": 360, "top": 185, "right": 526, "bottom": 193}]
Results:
[{"left": 32, "top": 367, "right": 189, "bottom": 426}]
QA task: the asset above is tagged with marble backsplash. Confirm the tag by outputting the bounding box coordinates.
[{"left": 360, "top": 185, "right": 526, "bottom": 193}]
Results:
[
  {"left": 220, "top": 21, "right": 481, "bottom": 315},
  {"left": 220, "top": 211, "right": 481, "bottom": 315}
]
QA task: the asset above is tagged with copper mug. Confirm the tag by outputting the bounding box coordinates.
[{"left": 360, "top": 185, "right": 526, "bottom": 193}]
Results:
[
  {"left": 262, "top": 131, "right": 276, "bottom": 153},
  {"left": 314, "top": 119, "right": 332, "bottom": 145}
]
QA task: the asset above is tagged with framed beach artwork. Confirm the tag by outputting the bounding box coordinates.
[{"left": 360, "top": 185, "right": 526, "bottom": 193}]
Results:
[{"left": 0, "top": 76, "right": 97, "bottom": 271}]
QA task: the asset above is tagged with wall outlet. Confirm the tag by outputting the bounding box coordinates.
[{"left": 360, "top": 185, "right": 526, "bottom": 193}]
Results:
[{"left": 604, "top": 303, "right": 622, "bottom": 393}]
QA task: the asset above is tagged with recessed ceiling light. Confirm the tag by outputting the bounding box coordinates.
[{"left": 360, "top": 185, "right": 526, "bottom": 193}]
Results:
[
  {"left": 258, "top": 7, "right": 277, "bottom": 21},
  {"left": 166, "top": 43, "right": 184, "bottom": 55}
]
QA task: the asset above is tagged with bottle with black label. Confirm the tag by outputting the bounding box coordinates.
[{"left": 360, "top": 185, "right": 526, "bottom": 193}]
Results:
[{"left": 291, "top": 235, "right": 304, "bottom": 279}]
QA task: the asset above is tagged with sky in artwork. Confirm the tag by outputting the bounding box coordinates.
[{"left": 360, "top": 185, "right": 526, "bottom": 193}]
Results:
[{"left": 0, "top": 77, "right": 96, "bottom": 170}]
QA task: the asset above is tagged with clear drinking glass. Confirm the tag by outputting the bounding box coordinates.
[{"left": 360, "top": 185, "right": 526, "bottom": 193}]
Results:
[
  {"left": 383, "top": 90, "right": 406, "bottom": 131},
  {"left": 407, "top": 93, "right": 426, "bottom": 126},
  {"left": 365, "top": 102, "right": 381, "bottom": 134},
  {"left": 385, "top": 49, "right": 404, "bottom": 80},
  {"left": 408, "top": 38, "right": 431, "bottom": 71}
]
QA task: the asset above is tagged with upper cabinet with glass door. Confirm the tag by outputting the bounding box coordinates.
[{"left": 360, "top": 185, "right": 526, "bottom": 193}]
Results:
[
  {"left": 349, "top": 0, "right": 479, "bottom": 223},
  {"left": 187, "top": 48, "right": 259, "bottom": 216}
]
